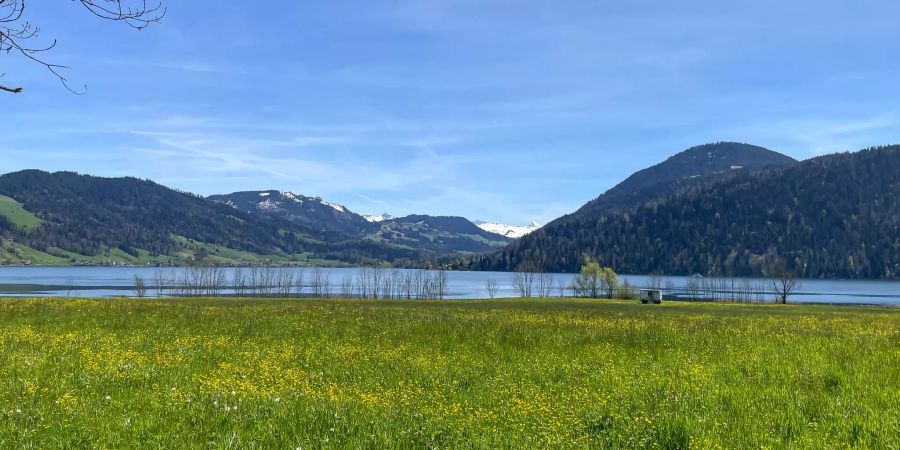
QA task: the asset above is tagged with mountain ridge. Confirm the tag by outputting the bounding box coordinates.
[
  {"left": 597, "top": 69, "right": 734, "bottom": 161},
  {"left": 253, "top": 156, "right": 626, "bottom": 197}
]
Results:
[{"left": 469, "top": 145, "right": 900, "bottom": 279}]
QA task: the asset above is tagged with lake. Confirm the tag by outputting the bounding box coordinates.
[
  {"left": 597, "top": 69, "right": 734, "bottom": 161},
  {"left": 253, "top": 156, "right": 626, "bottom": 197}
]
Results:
[{"left": 0, "top": 266, "right": 897, "bottom": 305}]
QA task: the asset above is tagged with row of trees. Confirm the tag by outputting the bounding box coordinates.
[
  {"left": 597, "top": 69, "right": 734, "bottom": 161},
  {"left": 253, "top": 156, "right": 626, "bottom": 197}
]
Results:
[
  {"left": 494, "top": 258, "right": 800, "bottom": 303},
  {"left": 132, "top": 261, "right": 799, "bottom": 303},
  {"left": 134, "top": 266, "right": 450, "bottom": 300}
]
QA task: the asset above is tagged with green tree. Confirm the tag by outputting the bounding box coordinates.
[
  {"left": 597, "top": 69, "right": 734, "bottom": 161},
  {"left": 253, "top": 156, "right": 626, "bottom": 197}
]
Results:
[
  {"left": 600, "top": 267, "right": 618, "bottom": 299},
  {"left": 574, "top": 259, "right": 602, "bottom": 298},
  {"left": 574, "top": 258, "right": 618, "bottom": 299}
]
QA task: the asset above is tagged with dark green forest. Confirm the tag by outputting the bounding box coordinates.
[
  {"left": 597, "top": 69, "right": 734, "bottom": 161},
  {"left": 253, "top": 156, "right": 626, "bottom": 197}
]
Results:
[{"left": 468, "top": 146, "right": 900, "bottom": 279}]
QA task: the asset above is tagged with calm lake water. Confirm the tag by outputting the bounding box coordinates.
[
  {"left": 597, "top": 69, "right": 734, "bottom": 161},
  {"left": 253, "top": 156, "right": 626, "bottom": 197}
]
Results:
[{"left": 0, "top": 266, "right": 897, "bottom": 305}]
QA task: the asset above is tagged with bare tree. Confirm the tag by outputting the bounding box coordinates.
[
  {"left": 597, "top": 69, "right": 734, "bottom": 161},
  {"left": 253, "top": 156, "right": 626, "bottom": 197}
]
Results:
[
  {"left": 413, "top": 269, "right": 427, "bottom": 300},
  {"left": 484, "top": 278, "right": 498, "bottom": 299},
  {"left": 557, "top": 279, "right": 568, "bottom": 298},
  {"left": 153, "top": 269, "right": 166, "bottom": 298},
  {"left": 771, "top": 262, "right": 799, "bottom": 304},
  {"left": 511, "top": 262, "right": 537, "bottom": 298},
  {"left": 664, "top": 279, "right": 675, "bottom": 297},
  {"left": 133, "top": 274, "right": 147, "bottom": 298},
  {"left": 684, "top": 276, "right": 701, "bottom": 300},
  {"left": 232, "top": 267, "right": 246, "bottom": 297},
  {"left": 292, "top": 268, "right": 306, "bottom": 297},
  {"left": 434, "top": 267, "right": 449, "bottom": 300},
  {"left": 64, "top": 275, "right": 77, "bottom": 298},
  {"left": 389, "top": 268, "right": 403, "bottom": 299},
  {"left": 339, "top": 273, "right": 354, "bottom": 298},
  {"left": 310, "top": 267, "right": 330, "bottom": 298},
  {"left": 1, "top": 0, "right": 165, "bottom": 93},
  {"left": 647, "top": 272, "right": 664, "bottom": 290},
  {"left": 537, "top": 272, "right": 554, "bottom": 298}
]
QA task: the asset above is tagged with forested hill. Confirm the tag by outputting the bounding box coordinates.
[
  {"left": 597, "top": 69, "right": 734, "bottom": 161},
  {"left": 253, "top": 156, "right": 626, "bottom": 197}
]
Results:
[
  {"left": 0, "top": 171, "right": 423, "bottom": 265},
  {"left": 469, "top": 146, "right": 900, "bottom": 279},
  {"left": 575, "top": 142, "right": 798, "bottom": 215},
  {"left": 0, "top": 170, "right": 309, "bottom": 257},
  {"left": 0, "top": 171, "right": 506, "bottom": 266}
]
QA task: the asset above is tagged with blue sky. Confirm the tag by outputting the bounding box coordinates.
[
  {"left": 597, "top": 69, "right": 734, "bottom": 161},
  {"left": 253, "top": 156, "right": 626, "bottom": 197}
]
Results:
[{"left": 3, "top": 0, "right": 900, "bottom": 224}]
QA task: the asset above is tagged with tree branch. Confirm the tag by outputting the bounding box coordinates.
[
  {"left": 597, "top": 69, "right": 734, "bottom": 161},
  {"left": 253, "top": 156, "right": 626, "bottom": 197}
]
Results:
[{"left": 1, "top": 0, "right": 164, "bottom": 93}]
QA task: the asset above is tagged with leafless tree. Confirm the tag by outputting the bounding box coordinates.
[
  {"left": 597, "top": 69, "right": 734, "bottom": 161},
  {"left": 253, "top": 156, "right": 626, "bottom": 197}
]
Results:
[
  {"left": 1, "top": 0, "right": 165, "bottom": 94},
  {"left": 133, "top": 274, "right": 147, "bottom": 298},
  {"left": 413, "top": 269, "right": 428, "bottom": 299},
  {"left": 511, "top": 262, "right": 537, "bottom": 298},
  {"left": 310, "top": 267, "right": 330, "bottom": 298},
  {"left": 434, "top": 267, "right": 449, "bottom": 300},
  {"left": 771, "top": 262, "right": 800, "bottom": 304},
  {"left": 232, "top": 267, "right": 246, "bottom": 297},
  {"left": 64, "top": 275, "right": 77, "bottom": 298},
  {"left": 664, "top": 279, "right": 675, "bottom": 297},
  {"left": 484, "top": 278, "right": 498, "bottom": 299},
  {"left": 339, "top": 273, "right": 354, "bottom": 298},
  {"left": 275, "top": 269, "right": 295, "bottom": 296},
  {"left": 684, "top": 276, "right": 701, "bottom": 300},
  {"left": 537, "top": 272, "right": 554, "bottom": 298},
  {"left": 557, "top": 279, "right": 568, "bottom": 298},
  {"left": 389, "top": 268, "right": 403, "bottom": 299},
  {"left": 647, "top": 272, "right": 664, "bottom": 290},
  {"left": 153, "top": 269, "right": 166, "bottom": 298}
]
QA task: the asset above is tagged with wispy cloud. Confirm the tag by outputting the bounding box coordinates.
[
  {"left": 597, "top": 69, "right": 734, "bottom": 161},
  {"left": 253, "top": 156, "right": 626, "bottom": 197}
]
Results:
[{"left": 99, "top": 58, "right": 223, "bottom": 73}]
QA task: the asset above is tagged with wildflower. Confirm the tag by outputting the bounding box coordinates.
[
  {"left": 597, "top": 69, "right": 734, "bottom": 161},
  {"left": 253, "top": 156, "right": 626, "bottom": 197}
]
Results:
[{"left": 104, "top": 395, "right": 111, "bottom": 401}]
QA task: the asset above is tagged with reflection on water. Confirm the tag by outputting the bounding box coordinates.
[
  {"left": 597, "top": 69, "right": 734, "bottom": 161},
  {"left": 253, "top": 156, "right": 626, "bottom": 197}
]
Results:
[{"left": 0, "top": 266, "right": 898, "bottom": 305}]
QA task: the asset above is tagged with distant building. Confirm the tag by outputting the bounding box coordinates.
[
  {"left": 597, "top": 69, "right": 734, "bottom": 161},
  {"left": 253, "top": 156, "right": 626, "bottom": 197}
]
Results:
[{"left": 640, "top": 289, "right": 662, "bottom": 304}]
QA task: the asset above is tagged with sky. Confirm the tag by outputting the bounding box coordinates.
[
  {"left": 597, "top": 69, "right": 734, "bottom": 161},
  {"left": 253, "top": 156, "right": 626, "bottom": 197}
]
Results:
[{"left": 3, "top": 0, "right": 900, "bottom": 224}]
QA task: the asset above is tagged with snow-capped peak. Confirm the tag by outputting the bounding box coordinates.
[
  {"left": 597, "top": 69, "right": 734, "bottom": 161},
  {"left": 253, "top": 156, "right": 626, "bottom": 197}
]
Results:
[
  {"left": 474, "top": 220, "right": 542, "bottom": 238},
  {"left": 363, "top": 213, "right": 397, "bottom": 223}
]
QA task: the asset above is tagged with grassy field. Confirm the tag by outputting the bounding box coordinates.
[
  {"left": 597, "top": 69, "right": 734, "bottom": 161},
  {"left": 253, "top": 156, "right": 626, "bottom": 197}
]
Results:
[
  {"left": 0, "top": 298, "right": 897, "bottom": 448},
  {"left": 0, "top": 195, "right": 42, "bottom": 231}
]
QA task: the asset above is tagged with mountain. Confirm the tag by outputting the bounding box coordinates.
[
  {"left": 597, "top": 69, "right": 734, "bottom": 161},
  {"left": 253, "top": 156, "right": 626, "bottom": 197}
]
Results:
[
  {"left": 474, "top": 220, "right": 542, "bottom": 238},
  {"left": 208, "top": 190, "right": 373, "bottom": 236},
  {"left": 575, "top": 142, "right": 798, "bottom": 216},
  {"left": 0, "top": 171, "right": 296, "bottom": 257},
  {"left": 0, "top": 172, "right": 416, "bottom": 266},
  {"left": 469, "top": 146, "right": 900, "bottom": 279},
  {"left": 211, "top": 191, "right": 511, "bottom": 256},
  {"left": 371, "top": 215, "right": 512, "bottom": 253}
]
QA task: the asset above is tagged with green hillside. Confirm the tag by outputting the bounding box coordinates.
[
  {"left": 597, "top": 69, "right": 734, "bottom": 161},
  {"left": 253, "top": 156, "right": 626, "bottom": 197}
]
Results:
[{"left": 0, "top": 195, "right": 41, "bottom": 231}]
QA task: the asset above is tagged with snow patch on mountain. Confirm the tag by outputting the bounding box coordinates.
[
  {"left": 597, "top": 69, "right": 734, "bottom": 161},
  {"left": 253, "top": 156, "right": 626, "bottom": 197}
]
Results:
[
  {"left": 257, "top": 199, "right": 279, "bottom": 210},
  {"left": 281, "top": 191, "right": 304, "bottom": 203},
  {"left": 321, "top": 200, "right": 346, "bottom": 213},
  {"left": 474, "top": 220, "right": 542, "bottom": 238},
  {"left": 363, "top": 213, "right": 397, "bottom": 223}
]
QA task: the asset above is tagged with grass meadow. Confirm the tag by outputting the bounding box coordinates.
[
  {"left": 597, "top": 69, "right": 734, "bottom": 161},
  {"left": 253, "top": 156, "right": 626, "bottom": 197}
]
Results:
[{"left": 0, "top": 297, "right": 897, "bottom": 448}]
